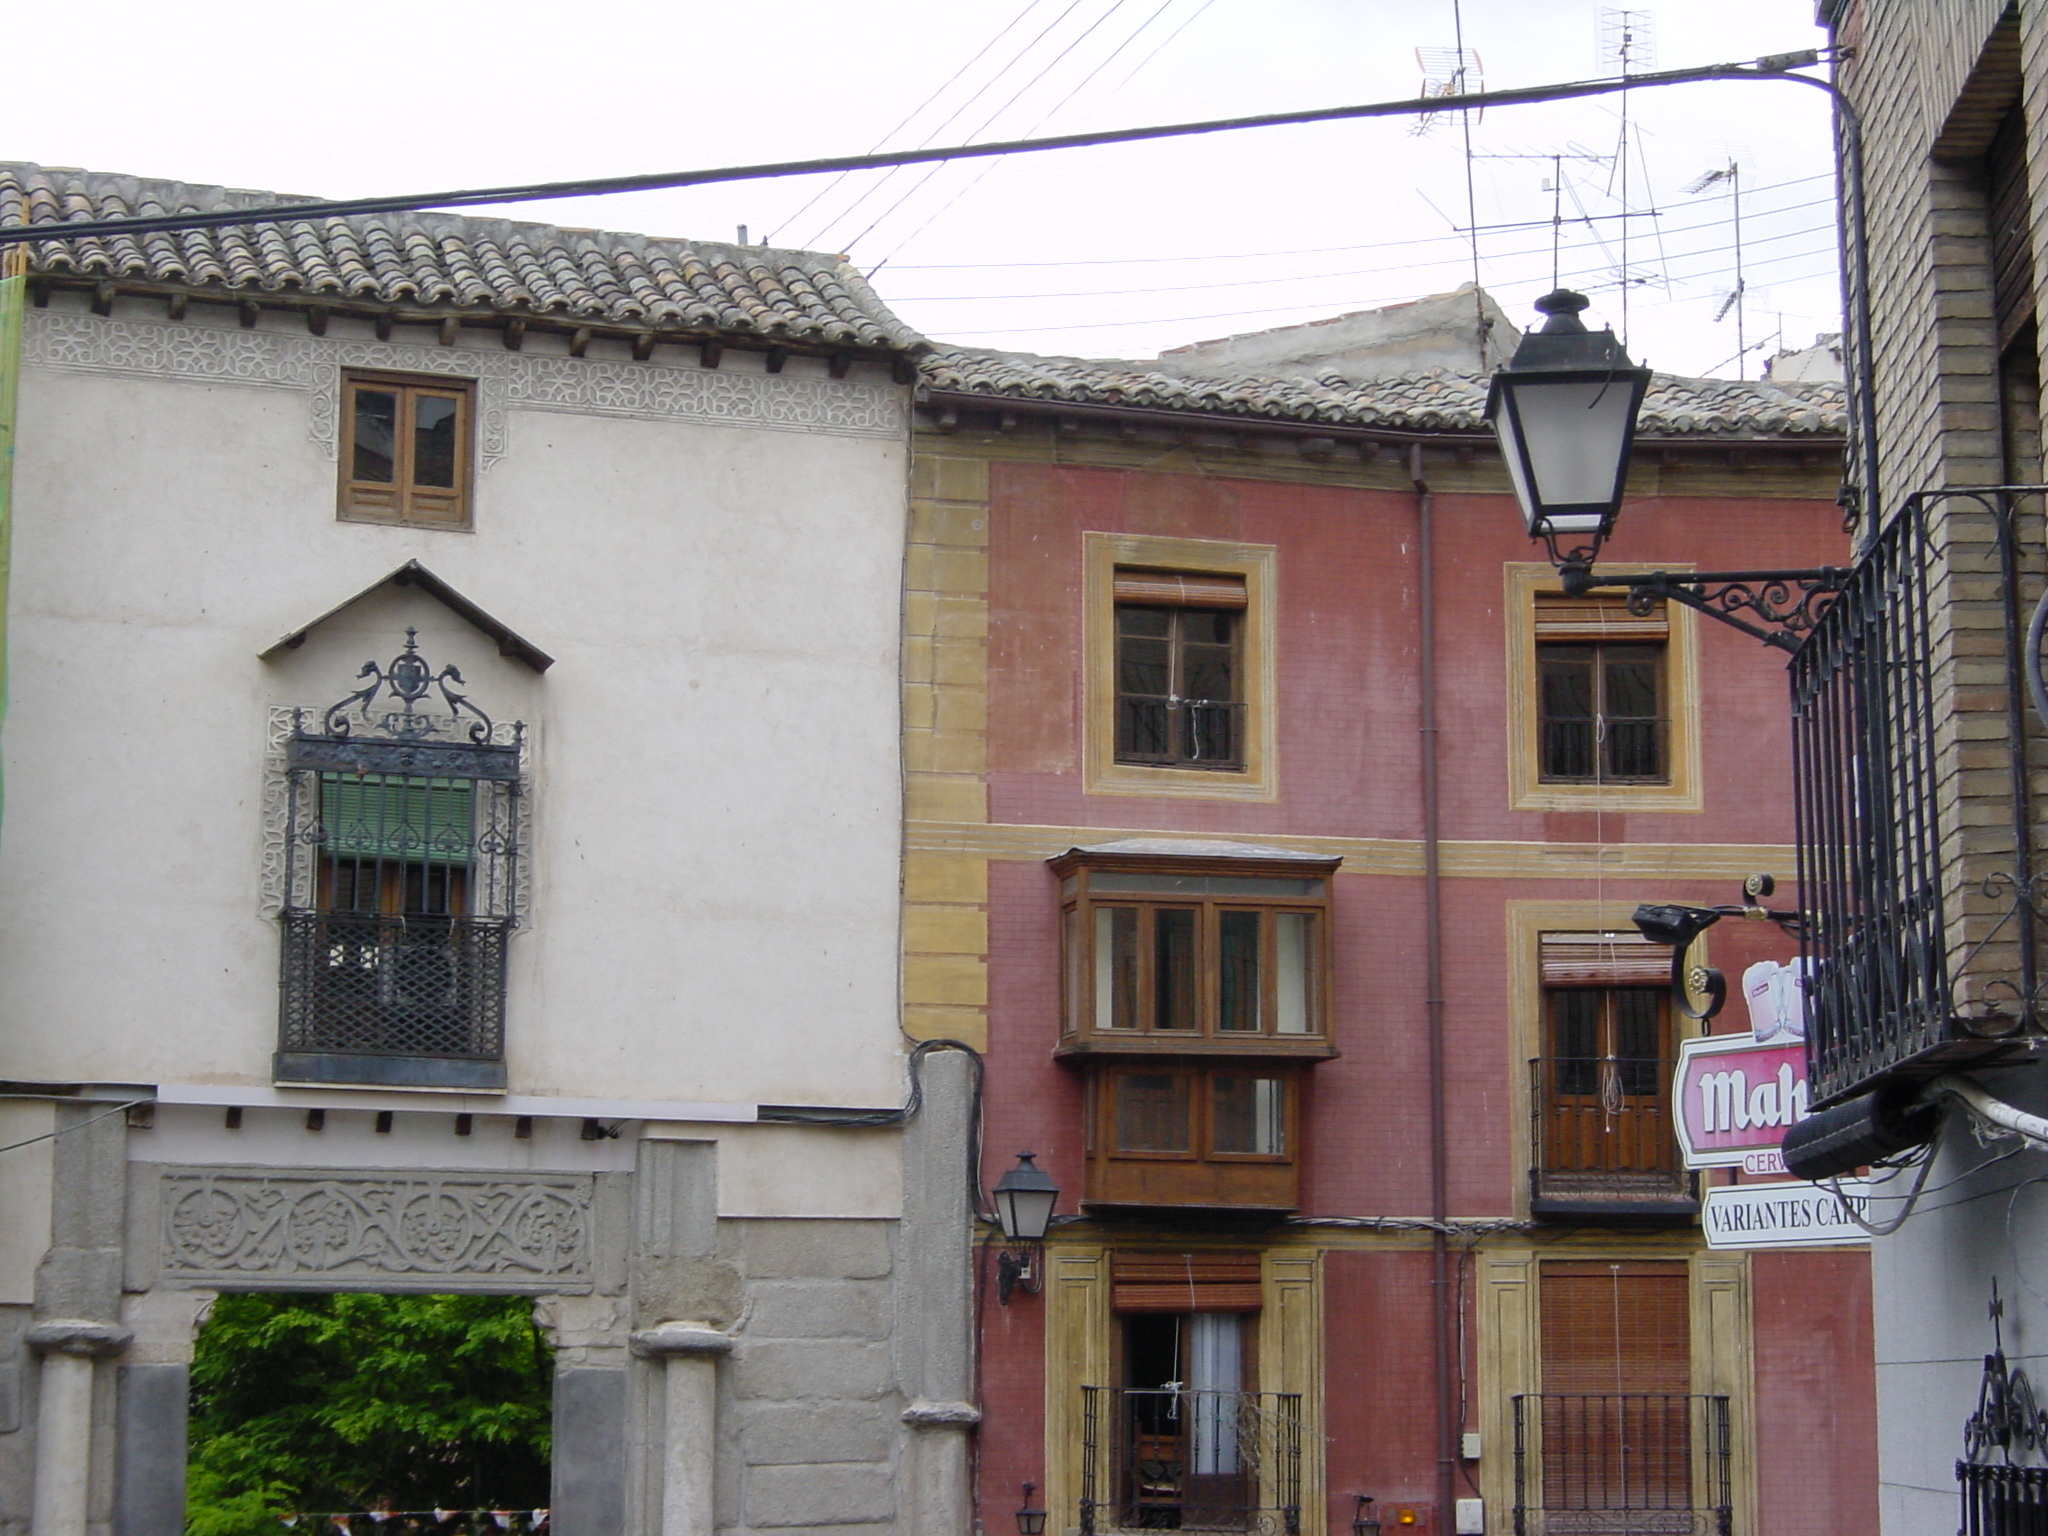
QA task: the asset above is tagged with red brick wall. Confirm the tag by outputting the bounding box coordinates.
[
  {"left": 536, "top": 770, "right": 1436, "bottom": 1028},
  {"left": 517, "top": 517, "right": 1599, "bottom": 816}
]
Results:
[{"left": 1750, "top": 1250, "right": 1880, "bottom": 1536}]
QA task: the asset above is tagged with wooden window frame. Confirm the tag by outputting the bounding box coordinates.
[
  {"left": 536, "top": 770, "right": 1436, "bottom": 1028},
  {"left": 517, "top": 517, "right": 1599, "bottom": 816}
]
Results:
[
  {"left": 1504, "top": 564, "right": 1702, "bottom": 812},
  {"left": 339, "top": 372, "right": 476, "bottom": 530},
  {"left": 1535, "top": 622, "right": 1671, "bottom": 786},
  {"left": 1051, "top": 848, "right": 1340, "bottom": 1062},
  {"left": 1084, "top": 1064, "right": 1304, "bottom": 1212},
  {"left": 1085, "top": 533, "right": 1277, "bottom": 801},
  {"left": 1114, "top": 572, "right": 1247, "bottom": 771}
]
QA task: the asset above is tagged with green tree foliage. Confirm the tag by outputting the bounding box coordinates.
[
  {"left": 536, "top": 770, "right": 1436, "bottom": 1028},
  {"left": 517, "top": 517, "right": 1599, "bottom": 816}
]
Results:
[{"left": 186, "top": 1292, "right": 551, "bottom": 1534}]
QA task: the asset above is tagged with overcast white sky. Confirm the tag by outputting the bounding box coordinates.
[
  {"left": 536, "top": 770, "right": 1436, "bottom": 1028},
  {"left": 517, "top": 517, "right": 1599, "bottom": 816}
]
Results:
[{"left": 5, "top": 0, "right": 1834, "bottom": 379}]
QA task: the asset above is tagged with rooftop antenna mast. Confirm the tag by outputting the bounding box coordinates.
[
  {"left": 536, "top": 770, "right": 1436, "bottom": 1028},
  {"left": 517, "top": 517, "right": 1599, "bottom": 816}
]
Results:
[
  {"left": 1415, "top": 4, "right": 1490, "bottom": 365},
  {"left": 1597, "top": 8, "right": 1656, "bottom": 343},
  {"left": 1686, "top": 154, "right": 1752, "bottom": 378}
]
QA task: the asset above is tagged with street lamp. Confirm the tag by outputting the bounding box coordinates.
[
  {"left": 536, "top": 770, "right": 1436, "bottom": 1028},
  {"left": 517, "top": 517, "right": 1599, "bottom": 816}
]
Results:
[
  {"left": 1353, "top": 1496, "right": 1381, "bottom": 1536},
  {"left": 1485, "top": 289, "right": 1651, "bottom": 567},
  {"left": 993, "top": 1152, "right": 1058, "bottom": 1304},
  {"left": 1488, "top": 292, "right": 1850, "bottom": 653},
  {"left": 1016, "top": 1482, "right": 1048, "bottom": 1536}
]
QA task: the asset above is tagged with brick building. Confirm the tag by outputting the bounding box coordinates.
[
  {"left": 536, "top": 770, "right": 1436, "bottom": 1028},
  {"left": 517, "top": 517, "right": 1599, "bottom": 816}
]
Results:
[{"left": 903, "top": 312, "right": 1878, "bottom": 1536}]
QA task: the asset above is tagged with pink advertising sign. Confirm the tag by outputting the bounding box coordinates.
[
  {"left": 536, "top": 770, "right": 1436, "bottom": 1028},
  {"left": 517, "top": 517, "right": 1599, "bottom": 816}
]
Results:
[{"left": 1673, "top": 1033, "right": 1812, "bottom": 1170}]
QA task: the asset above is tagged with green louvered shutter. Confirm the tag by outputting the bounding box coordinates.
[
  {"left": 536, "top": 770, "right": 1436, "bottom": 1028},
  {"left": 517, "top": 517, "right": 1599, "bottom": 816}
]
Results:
[{"left": 319, "top": 774, "right": 475, "bottom": 865}]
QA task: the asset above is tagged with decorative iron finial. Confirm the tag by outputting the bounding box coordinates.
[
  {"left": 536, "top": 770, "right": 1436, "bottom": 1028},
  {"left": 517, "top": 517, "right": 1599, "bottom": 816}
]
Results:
[
  {"left": 1966, "top": 1278, "right": 2048, "bottom": 1465},
  {"left": 320, "top": 628, "right": 494, "bottom": 743}
]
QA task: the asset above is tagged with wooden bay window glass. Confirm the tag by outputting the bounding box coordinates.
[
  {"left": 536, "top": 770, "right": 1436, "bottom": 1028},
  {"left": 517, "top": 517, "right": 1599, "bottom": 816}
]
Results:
[
  {"left": 341, "top": 373, "right": 473, "bottom": 527},
  {"left": 1088, "top": 1066, "right": 1301, "bottom": 1211},
  {"left": 1115, "top": 569, "right": 1247, "bottom": 770},
  {"left": 1535, "top": 594, "right": 1669, "bottom": 785},
  {"left": 1053, "top": 851, "right": 1337, "bottom": 1055}
]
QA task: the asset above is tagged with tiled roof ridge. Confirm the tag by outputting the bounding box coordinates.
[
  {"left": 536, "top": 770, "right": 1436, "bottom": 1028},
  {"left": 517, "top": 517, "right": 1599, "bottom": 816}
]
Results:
[
  {"left": 918, "top": 343, "right": 1848, "bottom": 439},
  {"left": 0, "top": 162, "right": 925, "bottom": 351}
]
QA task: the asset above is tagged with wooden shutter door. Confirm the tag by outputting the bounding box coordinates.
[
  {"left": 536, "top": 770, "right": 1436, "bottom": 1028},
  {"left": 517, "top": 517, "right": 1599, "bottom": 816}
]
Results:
[{"left": 1537, "top": 1261, "right": 1691, "bottom": 1515}]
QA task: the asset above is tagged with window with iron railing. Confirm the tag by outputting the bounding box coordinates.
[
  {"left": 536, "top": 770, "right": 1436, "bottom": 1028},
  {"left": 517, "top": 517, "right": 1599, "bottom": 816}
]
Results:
[
  {"left": 1535, "top": 593, "right": 1670, "bottom": 785},
  {"left": 1114, "top": 569, "right": 1247, "bottom": 770},
  {"left": 276, "top": 630, "right": 523, "bottom": 1090}
]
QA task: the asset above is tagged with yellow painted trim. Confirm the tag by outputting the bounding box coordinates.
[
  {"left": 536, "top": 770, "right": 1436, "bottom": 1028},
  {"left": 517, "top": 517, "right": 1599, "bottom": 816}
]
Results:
[
  {"left": 1504, "top": 563, "right": 1705, "bottom": 814},
  {"left": 907, "top": 819, "right": 1793, "bottom": 882},
  {"left": 1504, "top": 899, "right": 1714, "bottom": 1221},
  {"left": 1083, "top": 531, "right": 1279, "bottom": 802}
]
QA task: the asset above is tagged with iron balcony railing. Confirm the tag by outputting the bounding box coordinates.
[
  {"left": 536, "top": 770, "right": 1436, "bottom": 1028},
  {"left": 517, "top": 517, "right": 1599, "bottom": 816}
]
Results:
[
  {"left": 1528, "top": 1059, "right": 1695, "bottom": 1218},
  {"left": 1960, "top": 1460, "right": 2048, "bottom": 1536},
  {"left": 1512, "top": 1394, "right": 1731, "bottom": 1536},
  {"left": 1791, "top": 489, "right": 2048, "bottom": 1105},
  {"left": 1079, "top": 1386, "right": 1302, "bottom": 1535},
  {"left": 1116, "top": 697, "right": 1248, "bottom": 770},
  {"left": 279, "top": 911, "right": 509, "bottom": 1062}
]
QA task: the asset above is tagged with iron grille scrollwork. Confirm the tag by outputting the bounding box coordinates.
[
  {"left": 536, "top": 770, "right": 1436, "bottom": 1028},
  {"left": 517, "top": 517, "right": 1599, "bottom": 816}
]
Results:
[
  {"left": 278, "top": 631, "right": 524, "bottom": 1076},
  {"left": 1960, "top": 1284, "right": 2048, "bottom": 1535}
]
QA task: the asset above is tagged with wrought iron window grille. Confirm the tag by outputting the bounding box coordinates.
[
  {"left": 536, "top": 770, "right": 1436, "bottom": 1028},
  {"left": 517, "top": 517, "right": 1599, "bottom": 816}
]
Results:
[
  {"left": 1078, "top": 1386, "right": 1303, "bottom": 1536},
  {"left": 276, "top": 630, "right": 524, "bottom": 1085},
  {"left": 1510, "top": 1393, "right": 1732, "bottom": 1536}
]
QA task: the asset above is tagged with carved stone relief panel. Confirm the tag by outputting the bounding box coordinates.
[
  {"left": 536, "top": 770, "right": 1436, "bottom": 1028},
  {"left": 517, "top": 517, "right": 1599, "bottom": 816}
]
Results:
[{"left": 158, "top": 1167, "right": 595, "bottom": 1292}]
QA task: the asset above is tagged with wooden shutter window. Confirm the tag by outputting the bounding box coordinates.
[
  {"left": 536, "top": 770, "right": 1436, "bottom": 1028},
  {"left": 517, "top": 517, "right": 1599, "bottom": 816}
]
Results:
[
  {"left": 1538, "top": 1260, "right": 1690, "bottom": 1393},
  {"left": 1540, "top": 932, "right": 1670, "bottom": 987},
  {"left": 1114, "top": 569, "right": 1248, "bottom": 610},
  {"left": 1111, "top": 1251, "right": 1263, "bottom": 1313},
  {"left": 1534, "top": 593, "right": 1668, "bottom": 642}
]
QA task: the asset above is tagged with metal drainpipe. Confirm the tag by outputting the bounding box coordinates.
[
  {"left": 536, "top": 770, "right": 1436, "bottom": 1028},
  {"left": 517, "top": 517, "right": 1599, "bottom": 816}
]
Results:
[{"left": 1411, "top": 443, "right": 1457, "bottom": 1526}]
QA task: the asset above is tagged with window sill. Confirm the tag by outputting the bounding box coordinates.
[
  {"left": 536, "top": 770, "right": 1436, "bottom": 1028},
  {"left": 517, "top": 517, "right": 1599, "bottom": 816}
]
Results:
[
  {"left": 1056, "top": 1036, "right": 1337, "bottom": 1062},
  {"left": 1086, "top": 760, "right": 1276, "bottom": 802},
  {"left": 274, "top": 1052, "right": 507, "bottom": 1091}
]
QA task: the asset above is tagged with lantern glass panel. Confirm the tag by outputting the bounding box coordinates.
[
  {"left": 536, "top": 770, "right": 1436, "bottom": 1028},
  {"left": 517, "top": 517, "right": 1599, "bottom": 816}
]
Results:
[
  {"left": 1510, "top": 378, "right": 1636, "bottom": 523},
  {"left": 996, "top": 1184, "right": 1057, "bottom": 1242}
]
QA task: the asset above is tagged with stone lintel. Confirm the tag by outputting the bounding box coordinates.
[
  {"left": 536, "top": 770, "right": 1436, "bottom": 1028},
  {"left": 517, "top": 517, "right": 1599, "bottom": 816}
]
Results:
[
  {"left": 629, "top": 1322, "right": 733, "bottom": 1359},
  {"left": 28, "top": 1319, "right": 131, "bottom": 1358}
]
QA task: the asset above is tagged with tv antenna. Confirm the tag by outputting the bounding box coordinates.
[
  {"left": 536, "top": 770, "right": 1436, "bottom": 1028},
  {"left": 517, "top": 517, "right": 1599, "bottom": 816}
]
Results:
[
  {"left": 1596, "top": 9, "right": 1657, "bottom": 342},
  {"left": 1412, "top": 46, "right": 1483, "bottom": 138},
  {"left": 1686, "top": 155, "right": 1752, "bottom": 377}
]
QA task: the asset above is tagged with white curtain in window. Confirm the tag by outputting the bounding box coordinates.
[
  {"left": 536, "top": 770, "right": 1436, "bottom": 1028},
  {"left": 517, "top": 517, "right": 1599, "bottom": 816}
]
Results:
[{"left": 1186, "top": 1312, "right": 1242, "bottom": 1476}]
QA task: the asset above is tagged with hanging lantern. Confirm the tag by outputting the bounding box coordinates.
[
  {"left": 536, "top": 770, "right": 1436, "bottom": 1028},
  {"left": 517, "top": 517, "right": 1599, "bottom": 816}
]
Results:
[{"left": 1485, "top": 289, "right": 1652, "bottom": 560}]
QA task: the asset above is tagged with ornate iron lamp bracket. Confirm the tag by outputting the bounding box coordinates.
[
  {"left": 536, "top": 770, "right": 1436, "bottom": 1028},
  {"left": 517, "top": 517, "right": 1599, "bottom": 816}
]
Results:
[
  {"left": 1632, "top": 875, "right": 1806, "bottom": 1023},
  {"left": 1966, "top": 1281, "right": 2048, "bottom": 1465},
  {"left": 1558, "top": 561, "right": 1848, "bottom": 653}
]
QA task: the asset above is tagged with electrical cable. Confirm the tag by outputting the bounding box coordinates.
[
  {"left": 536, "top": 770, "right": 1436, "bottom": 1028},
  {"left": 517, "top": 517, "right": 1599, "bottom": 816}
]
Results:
[
  {"left": 809, "top": 0, "right": 1104, "bottom": 251},
  {"left": 867, "top": 0, "right": 1192, "bottom": 269},
  {"left": 0, "top": 54, "right": 1842, "bottom": 249},
  {"left": 0, "top": 1099, "right": 147, "bottom": 1156},
  {"left": 887, "top": 211, "right": 1834, "bottom": 302},
  {"left": 839, "top": 0, "right": 1146, "bottom": 255},
  {"left": 766, "top": 0, "right": 1052, "bottom": 246},
  {"left": 876, "top": 173, "right": 1834, "bottom": 270}
]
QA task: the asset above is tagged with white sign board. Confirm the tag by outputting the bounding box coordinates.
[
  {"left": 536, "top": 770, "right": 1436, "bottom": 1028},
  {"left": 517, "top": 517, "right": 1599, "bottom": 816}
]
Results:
[{"left": 1700, "top": 1178, "right": 1872, "bottom": 1249}]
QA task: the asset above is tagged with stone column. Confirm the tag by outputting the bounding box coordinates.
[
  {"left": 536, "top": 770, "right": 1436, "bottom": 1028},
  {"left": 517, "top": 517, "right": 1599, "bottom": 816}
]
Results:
[
  {"left": 894, "top": 1048, "right": 979, "bottom": 1536},
  {"left": 630, "top": 1323, "right": 732, "bottom": 1536},
  {"left": 28, "top": 1320, "right": 130, "bottom": 1536}
]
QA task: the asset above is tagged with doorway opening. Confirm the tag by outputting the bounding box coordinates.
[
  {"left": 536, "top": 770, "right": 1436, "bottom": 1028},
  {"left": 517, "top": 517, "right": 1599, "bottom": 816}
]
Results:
[{"left": 185, "top": 1291, "right": 552, "bottom": 1533}]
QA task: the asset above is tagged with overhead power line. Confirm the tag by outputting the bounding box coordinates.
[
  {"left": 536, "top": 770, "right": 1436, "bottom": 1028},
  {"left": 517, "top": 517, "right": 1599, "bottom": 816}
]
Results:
[{"left": 0, "top": 52, "right": 1834, "bottom": 249}]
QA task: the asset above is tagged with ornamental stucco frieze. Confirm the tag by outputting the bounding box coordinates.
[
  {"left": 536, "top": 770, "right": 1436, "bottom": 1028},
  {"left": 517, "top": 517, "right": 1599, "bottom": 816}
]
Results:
[
  {"left": 159, "top": 1168, "right": 594, "bottom": 1291},
  {"left": 23, "top": 312, "right": 904, "bottom": 469}
]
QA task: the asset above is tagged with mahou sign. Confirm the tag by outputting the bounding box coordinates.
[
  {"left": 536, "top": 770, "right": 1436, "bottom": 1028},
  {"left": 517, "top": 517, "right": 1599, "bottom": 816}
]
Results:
[{"left": 1673, "top": 1033, "right": 1811, "bottom": 1170}]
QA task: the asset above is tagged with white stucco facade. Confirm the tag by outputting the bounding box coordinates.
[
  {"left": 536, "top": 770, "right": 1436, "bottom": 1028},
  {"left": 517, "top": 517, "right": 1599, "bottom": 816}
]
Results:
[{"left": 0, "top": 298, "right": 908, "bottom": 1110}]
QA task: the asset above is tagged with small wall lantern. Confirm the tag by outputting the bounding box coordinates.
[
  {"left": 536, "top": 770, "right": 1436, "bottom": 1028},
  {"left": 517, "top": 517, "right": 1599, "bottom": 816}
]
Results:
[
  {"left": 1354, "top": 1496, "right": 1381, "bottom": 1536},
  {"left": 1016, "top": 1482, "right": 1048, "bottom": 1536},
  {"left": 993, "top": 1151, "right": 1059, "bottom": 1304}
]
